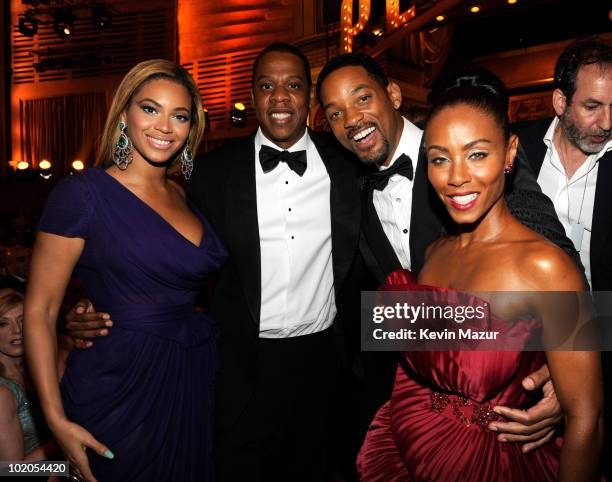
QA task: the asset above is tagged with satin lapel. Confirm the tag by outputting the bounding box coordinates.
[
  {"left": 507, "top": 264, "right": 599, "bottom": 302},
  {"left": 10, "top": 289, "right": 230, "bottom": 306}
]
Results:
[
  {"left": 591, "top": 151, "right": 612, "bottom": 270},
  {"left": 360, "top": 181, "right": 402, "bottom": 278},
  {"left": 311, "top": 132, "right": 361, "bottom": 294},
  {"left": 225, "top": 139, "right": 261, "bottom": 325}
]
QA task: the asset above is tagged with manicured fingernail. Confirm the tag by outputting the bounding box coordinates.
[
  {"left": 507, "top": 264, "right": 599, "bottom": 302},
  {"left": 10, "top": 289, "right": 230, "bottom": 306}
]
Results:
[
  {"left": 105, "top": 321, "right": 113, "bottom": 327},
  {"left": 86, "top": 342, "right": 93, "bottom": 347},
  {"left": 488, "top": 424, "right": 497, "bottom": 432},
  {"left": 103, "top": 450, "right": 114, "bottom": 459},
  {"left": 524, "top": 378, "right": 535, "bottom": 390},
  {"left": 102, "top": 314, "right": 110, "bottom": 320},
  {"left": 100, "top": 329, "right": 108, "bottom": 336},
  {"left": 76, "top": 307, "right": 85, "bottom": 313},
  {"left": 493, "top": 407, "right": 502, "bottom": 415},
  {"left": 499, "top": 436, "right": 507, "bottom": 442}
]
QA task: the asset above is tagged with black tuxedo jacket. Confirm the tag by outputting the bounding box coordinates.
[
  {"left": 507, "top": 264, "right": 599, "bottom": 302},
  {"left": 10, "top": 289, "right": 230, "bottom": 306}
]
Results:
[
  {"left": 187, "top": 130, "right": 361, "bottom": 428},
  {"left": 513, "top": 117, "right": 612, "bottom": 291},
  {"left": 360, "top": 121, "right": 581, "bottom": 284}
]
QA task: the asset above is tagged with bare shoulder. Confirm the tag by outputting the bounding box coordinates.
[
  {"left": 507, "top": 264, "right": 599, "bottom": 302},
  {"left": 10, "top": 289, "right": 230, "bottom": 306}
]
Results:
[{"left": 517, "top": 238, "right": 584, "bottom": 291}]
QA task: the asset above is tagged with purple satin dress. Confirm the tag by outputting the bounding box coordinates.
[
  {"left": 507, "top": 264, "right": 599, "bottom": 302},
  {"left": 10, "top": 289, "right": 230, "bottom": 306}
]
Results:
[{"left": 38, "top": 167, "right": 227, "bottom": 481}]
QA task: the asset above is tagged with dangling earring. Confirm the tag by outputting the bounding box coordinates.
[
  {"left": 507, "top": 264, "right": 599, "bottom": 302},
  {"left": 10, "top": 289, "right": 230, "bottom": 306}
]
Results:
[
  {"left": 504, "top": 163, "right": 514, "bottom": 175},
  {"left": 181, "top": 143, "right": 193, "bottom": 180},
  {"left": 113, "top": 121, "right": 132, "bottom": 170}
]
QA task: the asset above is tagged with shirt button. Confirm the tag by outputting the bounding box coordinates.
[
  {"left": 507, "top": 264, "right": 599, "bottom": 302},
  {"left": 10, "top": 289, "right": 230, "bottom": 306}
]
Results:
[
  {"left": 288, "top": 208, "right": 292, "bottom": 212},
  {"left": 291, "top": 236, "right": 295, "bottom": 239},
  {"left": 285, "top": 181, "right": 289, "bottom": 185},
  {"left": 403, "top": 229, "right": 408, "bottom": 234},
  {"left": 395, "top": 198, "right": 401, "bottom": 203}
]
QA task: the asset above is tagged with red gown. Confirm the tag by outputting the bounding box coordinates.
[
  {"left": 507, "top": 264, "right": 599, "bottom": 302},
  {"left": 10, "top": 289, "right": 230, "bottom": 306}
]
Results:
[{"left": 357, "top": 270, "right": 561, "bottom": 482}]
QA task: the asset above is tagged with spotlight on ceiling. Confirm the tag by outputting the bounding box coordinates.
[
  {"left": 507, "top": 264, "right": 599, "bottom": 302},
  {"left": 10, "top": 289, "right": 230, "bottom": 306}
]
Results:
[
  {"left": 17, "top": 161, "right": 30, "bottom": 171},
  {"left": 92, "top": 4, "right": 112, "bottom": 30},
  {"left": 230, "top": 103, "right": 247, "bottom": 128},
  {"left": 435, "top": 15, "right": 445, "bottom": 22},
  {"left": 18, "top": 13, "right": 39, "bottom": 37},
  {"left": 470, "top": 5, "right": 481, "bottom": 13},
  {"left": 54, "top": 8, "right": 75, "bottom": 38}
]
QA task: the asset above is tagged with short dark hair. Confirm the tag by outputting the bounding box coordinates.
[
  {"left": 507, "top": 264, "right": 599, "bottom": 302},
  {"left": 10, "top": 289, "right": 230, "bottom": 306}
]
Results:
[
  {"left": 252, "top": 43, "right": 312, "bottom": 87},
  {"left": 316, "top": 53, "right": 389, "bottom": 106},
  {"left": 554, "top": 38, "right": 612, "bottom": 104},
  {"left": 428, "top": 68, "right": 510, "bottom": 143}
]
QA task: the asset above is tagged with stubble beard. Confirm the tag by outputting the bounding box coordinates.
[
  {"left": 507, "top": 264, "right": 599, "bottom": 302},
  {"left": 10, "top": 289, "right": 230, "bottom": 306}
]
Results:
[{"left": 560, "top": 109, "right": 611, "bottom": 155}]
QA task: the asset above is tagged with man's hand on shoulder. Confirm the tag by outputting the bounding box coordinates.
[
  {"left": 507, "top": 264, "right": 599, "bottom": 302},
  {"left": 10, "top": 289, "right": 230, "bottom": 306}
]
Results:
[{"left": 65, "top": 299, "right": 113, "bottom": 349}]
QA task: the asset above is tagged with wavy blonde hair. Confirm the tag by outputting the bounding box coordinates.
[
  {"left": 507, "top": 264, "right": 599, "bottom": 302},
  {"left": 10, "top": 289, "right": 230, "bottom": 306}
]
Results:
[{"left": 96, "top": 59, "right": 205, "bottom": 169}]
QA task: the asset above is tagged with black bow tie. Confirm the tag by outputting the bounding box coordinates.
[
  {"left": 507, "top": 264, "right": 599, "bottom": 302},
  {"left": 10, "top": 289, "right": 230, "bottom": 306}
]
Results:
[
  {"left": 367, "top": 153, "right": 414, "bottom": 191},
  {"left": 259, "top": 145, "right": 307, "bottom": 176}
]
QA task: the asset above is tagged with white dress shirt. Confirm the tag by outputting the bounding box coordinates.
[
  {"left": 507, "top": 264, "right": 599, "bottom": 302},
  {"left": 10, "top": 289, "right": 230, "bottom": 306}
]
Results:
[
  {"left": 373, "top": 117, "right": 424, "bottom": 270},
  {"left": 537, "top": 117, "right": 612, "bottom": 287},
  {"left": 255, "top": 128, "right": 335, "bottom": 338}
]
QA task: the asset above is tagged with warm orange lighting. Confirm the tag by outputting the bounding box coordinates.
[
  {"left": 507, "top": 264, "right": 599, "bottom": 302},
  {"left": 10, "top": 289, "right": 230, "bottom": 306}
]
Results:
[
  {"left": 39, "top": 159, "right": 51, "bottom": 170},
  {"left": 234, "top": 102, "right": 246, "bottom": 111},
  {"left": 72, "top": 160, "right": 85, "bottom": 171},
  {"left": 386, "top": 1, "right": 415, "bottom": 30},
  {"left": 436, "top": 15, "right": 445, "bottom": 21},
  {"left": 507, "top": 0, "right": 517, "bottom": 3},
  {"left": 63, "top": 26, "right": 71, "bottom": 35},
  {"left": 17, "top": 161, "right": 29, "bottom": 170},
  {"left": 470, "top": 5, "right": 481, "bottom": 13},
  {"left": 372, "top": 27, "right": 384, "bottom": 36}
]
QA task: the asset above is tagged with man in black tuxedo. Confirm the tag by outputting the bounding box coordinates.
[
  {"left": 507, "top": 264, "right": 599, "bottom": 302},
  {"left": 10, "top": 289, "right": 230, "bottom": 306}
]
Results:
[
  {"left": 187, "top": 44, "right": 361, "bottom": 481},
  {"left": 316, "top": 53, "right": 572, "bottom": 453},
  {"left": 512, "top": 38, "right": 612, "bottom": 476}
]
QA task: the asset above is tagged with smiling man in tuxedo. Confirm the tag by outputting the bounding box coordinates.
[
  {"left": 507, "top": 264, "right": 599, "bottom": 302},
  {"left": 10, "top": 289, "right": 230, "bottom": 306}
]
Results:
[
  {"left": 188, "top": 44, "right": 361, "bottom": 482},
  {"left": 316, "top": 53, "right": 576, "bottom": 453}
]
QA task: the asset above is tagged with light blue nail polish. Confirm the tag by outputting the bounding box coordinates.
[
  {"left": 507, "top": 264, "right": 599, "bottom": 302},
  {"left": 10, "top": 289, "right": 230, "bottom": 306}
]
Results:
[{"left": 103, "top": 450, "right": 114, "bottom": 459}]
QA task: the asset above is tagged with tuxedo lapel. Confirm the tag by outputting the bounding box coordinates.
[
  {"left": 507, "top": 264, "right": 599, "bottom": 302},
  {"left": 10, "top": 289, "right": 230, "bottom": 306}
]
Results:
[
  {"left": 225, "top": 139, "right": 261, "bottom": 325},
  {"left": 591, "top": 150, "right": 612, "bottom": 272},
  {"left": 360, "top": 182, "right": 402, "bottom": 279},
  {"left": 311, "top": 132, "right": 360, "bottom": 293}
]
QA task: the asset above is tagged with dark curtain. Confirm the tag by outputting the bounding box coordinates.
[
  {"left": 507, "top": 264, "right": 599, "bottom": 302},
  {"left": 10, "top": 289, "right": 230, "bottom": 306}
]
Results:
[{"left": 20, "top": 93, "right": 107, "bottom": 174}]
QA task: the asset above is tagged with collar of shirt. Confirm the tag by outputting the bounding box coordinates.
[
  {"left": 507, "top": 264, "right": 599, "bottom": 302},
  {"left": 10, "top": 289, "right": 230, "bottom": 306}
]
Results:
[
  {"left": 378, "top": 117, "right": 423, "bottom": 172},
  {"left": 255, "top": 127, "right": 310, "bottom": 155},
  {"left": 543, "top": 117, "right": 612, "bottom": 179}
]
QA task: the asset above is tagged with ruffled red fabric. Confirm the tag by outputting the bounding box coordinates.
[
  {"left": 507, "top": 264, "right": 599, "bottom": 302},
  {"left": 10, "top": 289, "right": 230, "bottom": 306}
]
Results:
[{"left": 357, "top": 269, "right": 561, "bottom": 482}]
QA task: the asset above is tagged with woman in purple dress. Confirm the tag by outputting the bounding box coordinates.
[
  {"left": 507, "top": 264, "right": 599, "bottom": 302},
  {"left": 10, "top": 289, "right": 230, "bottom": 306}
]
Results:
[{"left": 24, "top": 60, "right": 227, "bottom": 481}]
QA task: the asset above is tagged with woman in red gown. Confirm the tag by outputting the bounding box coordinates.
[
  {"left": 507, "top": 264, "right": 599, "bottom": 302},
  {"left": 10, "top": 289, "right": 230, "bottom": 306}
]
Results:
[{"left": 357, "top": 71, "right": 603, "bottom": 482}]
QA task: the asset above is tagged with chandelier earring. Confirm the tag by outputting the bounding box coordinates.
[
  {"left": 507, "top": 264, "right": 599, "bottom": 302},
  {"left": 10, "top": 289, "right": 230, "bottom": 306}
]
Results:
[
  {"left": 113, "top": 121, "right": 133, "bottom": 170},
  {"left": 503, "top": 163, "right": 514, "bottom": 175},
  {"left": 181, "top": 142, "right": 194, "bottom": 180}
]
